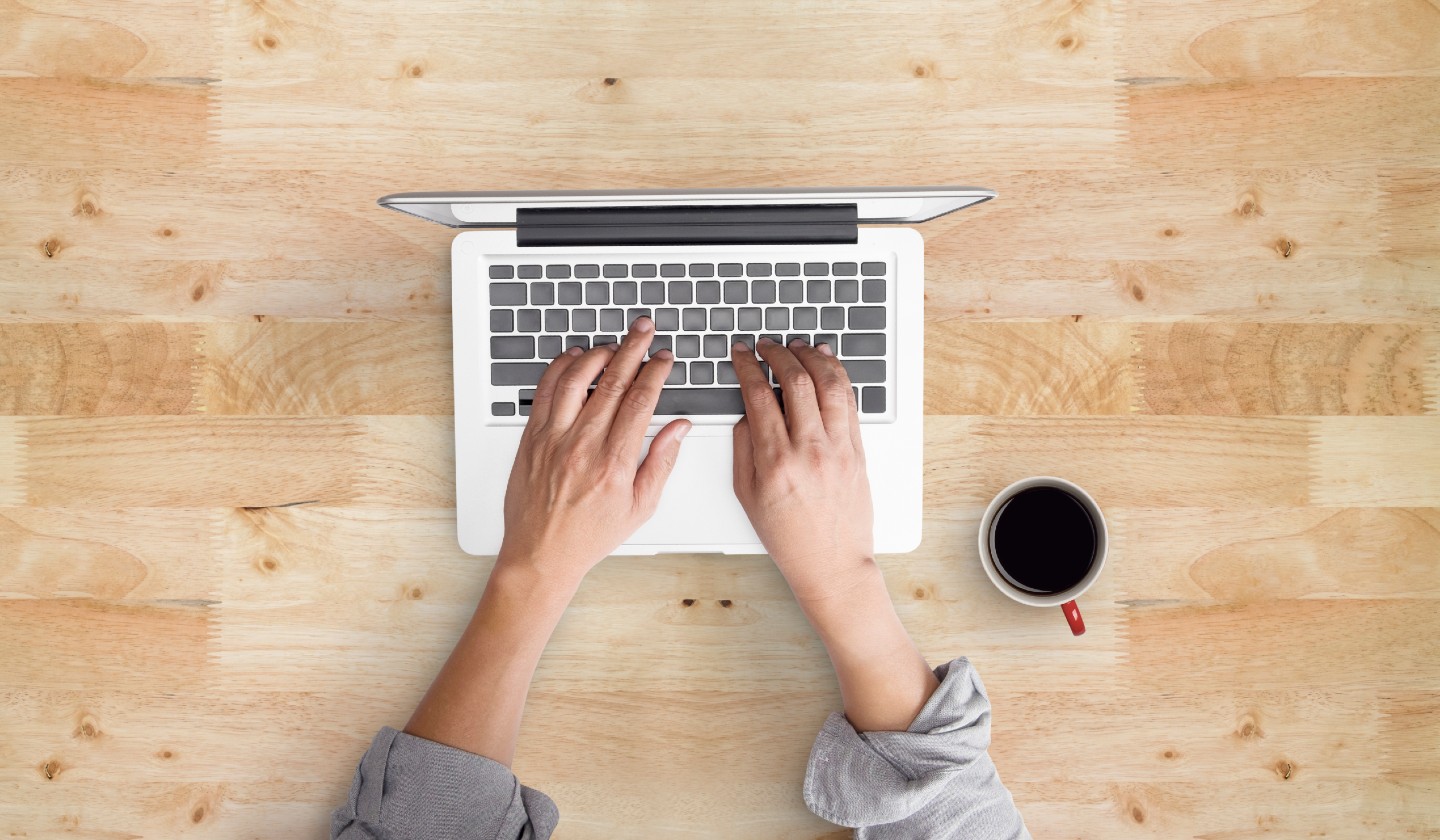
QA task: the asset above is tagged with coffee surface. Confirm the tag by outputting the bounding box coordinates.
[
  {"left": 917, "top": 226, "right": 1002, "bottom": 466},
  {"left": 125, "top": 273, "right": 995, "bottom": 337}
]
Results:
[{"left": 990, "top": 486, "right": 1096, "bottom": 595}]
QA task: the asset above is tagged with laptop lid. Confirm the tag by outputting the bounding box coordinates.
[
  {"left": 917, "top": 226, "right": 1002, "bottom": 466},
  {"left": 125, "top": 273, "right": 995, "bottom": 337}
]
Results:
[{"left": 377, "top": 187, "right": 995, "bottom": 228}]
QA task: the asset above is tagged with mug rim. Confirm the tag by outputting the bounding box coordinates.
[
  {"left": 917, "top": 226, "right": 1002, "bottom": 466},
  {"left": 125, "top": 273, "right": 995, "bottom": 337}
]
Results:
[{"left": 977, "top": 476, "right": 1108, "bottom": 607}]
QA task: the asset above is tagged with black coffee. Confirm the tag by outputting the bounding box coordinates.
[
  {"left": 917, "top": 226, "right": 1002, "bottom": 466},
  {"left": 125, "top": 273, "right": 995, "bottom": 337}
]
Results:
[{"left": 990, "top": 486, "right": 1096, "bottom": 595}]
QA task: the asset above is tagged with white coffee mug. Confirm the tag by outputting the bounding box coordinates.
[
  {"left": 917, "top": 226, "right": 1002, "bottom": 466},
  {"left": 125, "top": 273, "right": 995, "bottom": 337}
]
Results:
[{"left": 977, "top": 476, "right": 1107, "bottom": 636}]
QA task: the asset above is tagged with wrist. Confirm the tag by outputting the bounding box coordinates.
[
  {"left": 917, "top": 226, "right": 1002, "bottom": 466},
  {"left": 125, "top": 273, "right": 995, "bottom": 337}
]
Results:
[
  {"left": 488, "top": 554, "right": 584, "bottom": 608},
  {"left": 781, "top": 552, "right": 880, "bottom": 606}
]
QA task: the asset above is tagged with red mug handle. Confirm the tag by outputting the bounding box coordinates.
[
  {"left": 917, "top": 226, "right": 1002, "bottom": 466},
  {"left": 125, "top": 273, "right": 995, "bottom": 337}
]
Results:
[{"left": 1062, "top": 600, "right": 1086, "bottom": 636}]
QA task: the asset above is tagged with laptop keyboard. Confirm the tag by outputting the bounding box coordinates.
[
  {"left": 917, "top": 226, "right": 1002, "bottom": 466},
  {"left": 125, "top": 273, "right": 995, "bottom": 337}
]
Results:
[{"left": 485, "top": 258, "right": 892, "bottom": 420}]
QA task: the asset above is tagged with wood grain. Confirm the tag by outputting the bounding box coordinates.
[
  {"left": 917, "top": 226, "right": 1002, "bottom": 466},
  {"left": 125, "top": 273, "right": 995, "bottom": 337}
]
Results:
[{"left": 1, "top": 0, "right": 1437, "bottom": 836}]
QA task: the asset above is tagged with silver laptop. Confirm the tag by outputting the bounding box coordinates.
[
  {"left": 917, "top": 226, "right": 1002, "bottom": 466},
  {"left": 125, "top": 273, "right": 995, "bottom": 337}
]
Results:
[{"left": 379, "top": 187, "right": 994, "bottom": 555}]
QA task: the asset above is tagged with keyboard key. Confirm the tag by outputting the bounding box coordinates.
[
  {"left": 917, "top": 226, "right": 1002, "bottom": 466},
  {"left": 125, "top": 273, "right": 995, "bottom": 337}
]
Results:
[
  {"left": 661, "top": 263, "right": 686, "bottom": 277},
  {"left": 862, "top": 386, "right": 886, "bottom": 413},
  {"left": 840, "top": 360, "right": 885, "bottom": 383},
  {"left": 490, "top": 283, "right": 526, "bottom": 306},
  {"left": 696, "top": 281, "right": 721, "bottom": 304},
  {"left": 759, "top": 332, "right": 783, "bottom": 345},
  {"left": 575, "top": 264, "right": 600, "bottom": 278},
  {"left": 746, "top": 263, "right": 773, "bottom": 277},
  {"left": 683, "top": 308, "right": 707, "bottom": 331},
  {"left": 738, "top": 307, "right": 762, "bottom": 330},
  {"left": 632, "top": 264, "right": 657, "bottom": 278},
  {"left": 843, "top": 333, "right": 886, "bottom": 356},
  {"left": 518, "top": 264, "right": 542, "bottom": 279},
  {"left": 539, "top": 335, "right": 563, "bottom": 358},
  {"left": 530, "top": 282, "right": 555, "bottom": 305},
  {"left": 517, "top": 309, "right": 542, "bottom": 332},
  {"left": 765, "top": 307, "right": 789, "bottom": 330},
  {"left": 593, "top": 334, "right": 618, "bottom": 346},
  {"left": 833, "top": 262, "right": 858, "bottom": 276},
  {"left": 571, "top": 309, "right": 596, "bottom": 332},
  {"left": 793, "top": 307, "right": 818, "bottom": 329},
  {"left": 490, "top": 310, "right": 514, "bottom": 332},
  {"left": 641, "top": 281, "right": 665, "bottom": 305},
  {"left": 603, "top": 264, "right": 628, "bottom": 278},
  {"left": 834, "top": 280, "right": 860, "bottom": 303},
  {"left": 775, "top": 262, "right": 801, "bottom": 276},
  {"left": 668, "top": 281, "right": 693, "bottom": 304},
  {"left": 492, "top": 362, "right": 548, "bottom": 386},
  {"left": 752, "top": 280, "right": 777, "bottom": 304},
  {"left": 815, "top": 333, "right": 839, "bottom": 351},
  {"left": 821, "top": 307, "right": 845, "bottom": 329},
  {"left": 491, "top": 336, "right": 534, "bottom": 358},
  {"left": 804, "top": 262, "right": 828, "bottom": 276},
  {"left": 862, "top": 279, "right": 886, "bottom": 302},
  {"left": 732, "top": 333, "right": 755, "bottom": 350},
  {"left": 492, "top": 401, "right": 516, "bottom": 416},
  {"left": 717, "top": 361, "right": 737, "bottom": 384},
  {"left": 849, "top": 306, "right": 886, "bottom": 329},
  {"left": 544, "top": 308, "right": 568, "bottom": 332},
  {"left": 546, "top": 264, "right": 571, "bottom": 279},
  {"left": 861, "top": 261, "right": 886, "bottom": 276},
  {"left": 489, "top": 265, "right": 514, "bottom": 279},
  {"left": 565, "top": 335, "right": 590, "bottom": 351},
  {"left": 626, "top": 307, "right": 652, "bottom": 324},
  {"left": 710, "top": 307, "right": 736, "bottom": 330},
  {"left": 688, "top": 263, "right": 714, "bottom": 277},
  {"left": 704, "top": 335, "right": 729, "bottom": 358},
  {"left": 719, "top": 263, "right": 744, "bottom": 277},
  {"left": 649, "top": 334, "right": 672, "bottom": 356},
  {"left": 655, "top": 308, "right": 679, "bottom": 331},
  {"left": 600, "top": 308, "right": 624, "bottom": 332},
  {"left": 519, "top": 403, "right": 532, "bottom": 416},
  {"left": 806, "top": 280, "right": 831, "bottom": 303},
  {"left": 614, "top": 282, "right": 638, "bottom": 305},
  {"left": 558, "top": 282, "right": 582, "bottom": 305},
  {"left": 785, "top": 334, "right": 810, "bottom": 347},
  {"left": 778, "top": 280, "right": 804, "bottom": 303},
  {"left": 676, "top": 335, "right": 701, "bottom": 358},
  {"left": 665, "top": 364, "right": 686, "bottom": 385},
  {"left": 690, "top": 361, "right": 715, "bottom": 385},
  {"left": 723, "top": 280, "right": 748, "bottom": 304},
  {"left": 653, "top": 388, "right": 748, "bottom": 414},
  {"left": 585, "top": 282, "right": 609, "bottom": 305}
]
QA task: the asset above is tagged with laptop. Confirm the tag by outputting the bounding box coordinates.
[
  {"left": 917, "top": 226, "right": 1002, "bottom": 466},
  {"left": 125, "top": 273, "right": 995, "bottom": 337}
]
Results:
[{"left": 378, "top": 187, "right": 995, "bottom": 556}]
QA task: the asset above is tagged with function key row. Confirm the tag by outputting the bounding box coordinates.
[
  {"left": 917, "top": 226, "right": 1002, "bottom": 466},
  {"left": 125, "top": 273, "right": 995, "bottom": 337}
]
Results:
[
  {"left": 488, "top": 261, "right": 887, "bottom": 280},
  {"left": 489, "top": 278, "right": 886, "bottom": 307},
  {"left": 490, "top": 306, "right": 886, "bottom": 334}
]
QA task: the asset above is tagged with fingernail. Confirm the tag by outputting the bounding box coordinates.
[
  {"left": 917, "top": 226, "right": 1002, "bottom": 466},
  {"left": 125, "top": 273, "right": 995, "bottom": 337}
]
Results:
[
  {"left": 677, "top": 422, "right": 691, "bottom": 440},
  {"left": 565, "top": 346, "right": 584, "bottom": 356},
  {"left": 634, "top": 317, "right": 653, "bottom": 332},
  {"left": 654, "top": 348, "right": 673, "bottom": 360},
  {"left": 788, "top": 338, "right": 805, "bottom": 349},
  {"left": 817, "top": 343, "right": 834, "bottom": 356},
  {"left": 605, "top": 342, "right": 621, "bottom": 352},
  {"left": 757, "top": 337, "right": 775, "bottom": 346},
  {"left": 732, "top": 341, "right": 747, "bottom": 351}
]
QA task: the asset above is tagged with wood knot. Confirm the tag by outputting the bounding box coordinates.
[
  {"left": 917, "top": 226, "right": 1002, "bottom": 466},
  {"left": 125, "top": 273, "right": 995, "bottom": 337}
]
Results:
[
  {"left": 41, "top": 237, "right": 63, "bottom": 258},
  {"left": 158, "top": 227, "right": 175, "bottom": 238},
  {"left": 407, "top": 587, "right": 423, "bottom": 600},
  {"left": 1057, "top": 33, "right": 1080, "bottom": 51},
  {"left": 1273, "top": 237, "right": 1295, "bottom": 258},
  {"left": 681, "top": 598, "right": 695, "bottom": 607},
  {"left": 910, "top": 60, "right": 935, "bottom": 78},
  {"left": 1275, "top": 759, "right": 1294, "bottom": 780},
  {"left": 258, "top": 557, "right": 278, "bottom": 573},
  {"left": 1162, "top": 749, "right": 1178, "bottom": 760},
  {"left": 1236, "top": 712, "right": 1264, "bottom": 740},
  {"left": 74, "top": 714, "right": 102, "bottom": 740},
  {"left": 1161, "top": 227, "right": 1179, "bottom": 238},
  {"left": 1130, "top": 283, "right": 1146, "bottom": 302},
  {"left": 405, "top": 61, "right": 425, "bottom": 78},
  {"left": 158, "top": 749, "right": 175, "bottom": 760},
  {"left": 1235, "top": 191, "right": 1263, "bottom": 218},
  {"left": 1131, "top": 805, "right": 1145, "bottom": 823},
  {"left": 191, "top": 806, "right": 206, "bottom": 823},
  {"left": 603, "top": 77, "right": 618, "bottom": 86},
  {"left": 256, "top": 32, "right": 279, "bottom": 51},
  {"left": 41, "top": 760, "right": 61, "bottom": 780},
  {"left": 718, "top": 599, "right": 733, "bottom": 608},
  {"left": 190, "top": 283, "right": 206, "bottom": 302},
  {"left": 913, "top": 587, "right": 928, "bottom": 599},
  {"left": 72, "top": 194, "right": 103, "bottom": 219}
]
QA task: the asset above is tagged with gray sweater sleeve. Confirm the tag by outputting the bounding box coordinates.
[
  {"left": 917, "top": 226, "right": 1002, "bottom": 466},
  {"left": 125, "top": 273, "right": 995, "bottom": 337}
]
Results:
[
  {"left": 330, "top": 727, "right": 558, "bottom": 840},
  {"left": 803, "top": 657, "right": 1030, "bottom": 839}
]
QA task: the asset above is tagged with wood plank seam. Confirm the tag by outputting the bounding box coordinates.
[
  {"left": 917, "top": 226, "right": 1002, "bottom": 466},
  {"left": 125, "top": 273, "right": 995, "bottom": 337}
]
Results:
[
  {"left": 1426, "top": 329, "right": 1439, "bottom": 415},
  {"left": 0, "top": 418, "right": 27, "bottom": 507}
]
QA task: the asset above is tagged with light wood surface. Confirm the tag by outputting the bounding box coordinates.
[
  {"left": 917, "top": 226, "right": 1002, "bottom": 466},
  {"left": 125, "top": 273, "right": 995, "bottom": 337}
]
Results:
[{"left": 2, "top": 1, "right": 1438, "bottom": 837}]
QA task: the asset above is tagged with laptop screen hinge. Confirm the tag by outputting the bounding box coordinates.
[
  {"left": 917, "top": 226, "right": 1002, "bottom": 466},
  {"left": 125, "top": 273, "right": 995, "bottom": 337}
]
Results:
[{"left": 514, "top": 203, "right": 859, "bottom": 247}]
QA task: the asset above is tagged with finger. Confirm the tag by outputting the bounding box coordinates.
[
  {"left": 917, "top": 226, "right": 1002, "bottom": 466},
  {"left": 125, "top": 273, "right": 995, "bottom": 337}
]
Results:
[
  {"left": 524, "top": 345, "right": 584, "bottom": 432},
  {"left": 579, "top": 317, "right": 655, "bottom": 429},
  {"left": 547, "top": 343, "right": 620, "bottom": 431},
  {"left": 756, "top": 338, "right": 823, "bottom": 438},
  {"left": 731, "top": 340, "right": 787, "bottom": 446},
  {"left": 822, "top": 342, "right": 866, "bottom": 458},
  {"left": 731, "top": 415, "right": 755, "bottom": 498},
  {"left": 633, "top": 418, "right": 691, "bottom": 513},
  {"left": 790, "top": 340, "right": 853, "bottom": 441},
  {"left": 606, "top": 348, "right": 675, "bottom": 464}
]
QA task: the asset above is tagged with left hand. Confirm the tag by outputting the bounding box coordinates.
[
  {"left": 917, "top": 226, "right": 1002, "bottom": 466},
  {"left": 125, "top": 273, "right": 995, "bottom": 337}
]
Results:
[{"left": 497, "top": 317, "right": 691, "bottom": 584}]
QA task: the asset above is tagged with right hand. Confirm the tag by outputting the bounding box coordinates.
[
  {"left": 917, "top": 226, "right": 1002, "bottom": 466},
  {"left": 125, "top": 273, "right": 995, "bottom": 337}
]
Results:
[{"left": 730, "top": 337, "right": 876, "bottom": 602}]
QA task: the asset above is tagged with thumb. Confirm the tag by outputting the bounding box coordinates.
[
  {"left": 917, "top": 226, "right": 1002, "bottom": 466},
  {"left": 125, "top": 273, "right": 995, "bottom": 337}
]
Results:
[{"left": 634, "top": 419, "right": 690, "bottom": 512}]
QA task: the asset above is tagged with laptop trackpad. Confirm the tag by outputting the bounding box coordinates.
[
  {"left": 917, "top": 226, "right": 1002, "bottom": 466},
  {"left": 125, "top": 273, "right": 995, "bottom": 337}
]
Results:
[{"left": 625, "top": 428, "right": 758, "bottom": 549}]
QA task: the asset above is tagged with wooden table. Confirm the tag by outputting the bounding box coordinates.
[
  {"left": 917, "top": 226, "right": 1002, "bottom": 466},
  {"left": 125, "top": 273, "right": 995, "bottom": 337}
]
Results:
[{"left": 2, "top": 1, "right": 1438, "bottom": 837}]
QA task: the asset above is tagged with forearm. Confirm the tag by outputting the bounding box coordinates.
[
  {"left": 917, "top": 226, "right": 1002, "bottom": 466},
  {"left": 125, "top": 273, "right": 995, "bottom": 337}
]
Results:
[
  {"left": 795, "top": 559, "right": 939, "bottom": 733},
  {"left": 404, "top": 558, "right": 578, "bottom": 766}
]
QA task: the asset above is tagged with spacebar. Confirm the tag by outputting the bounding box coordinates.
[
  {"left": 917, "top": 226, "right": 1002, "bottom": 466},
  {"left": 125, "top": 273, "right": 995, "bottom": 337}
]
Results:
[{"left": 653, "top": 388, "right": 746, "bottom": 415}]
